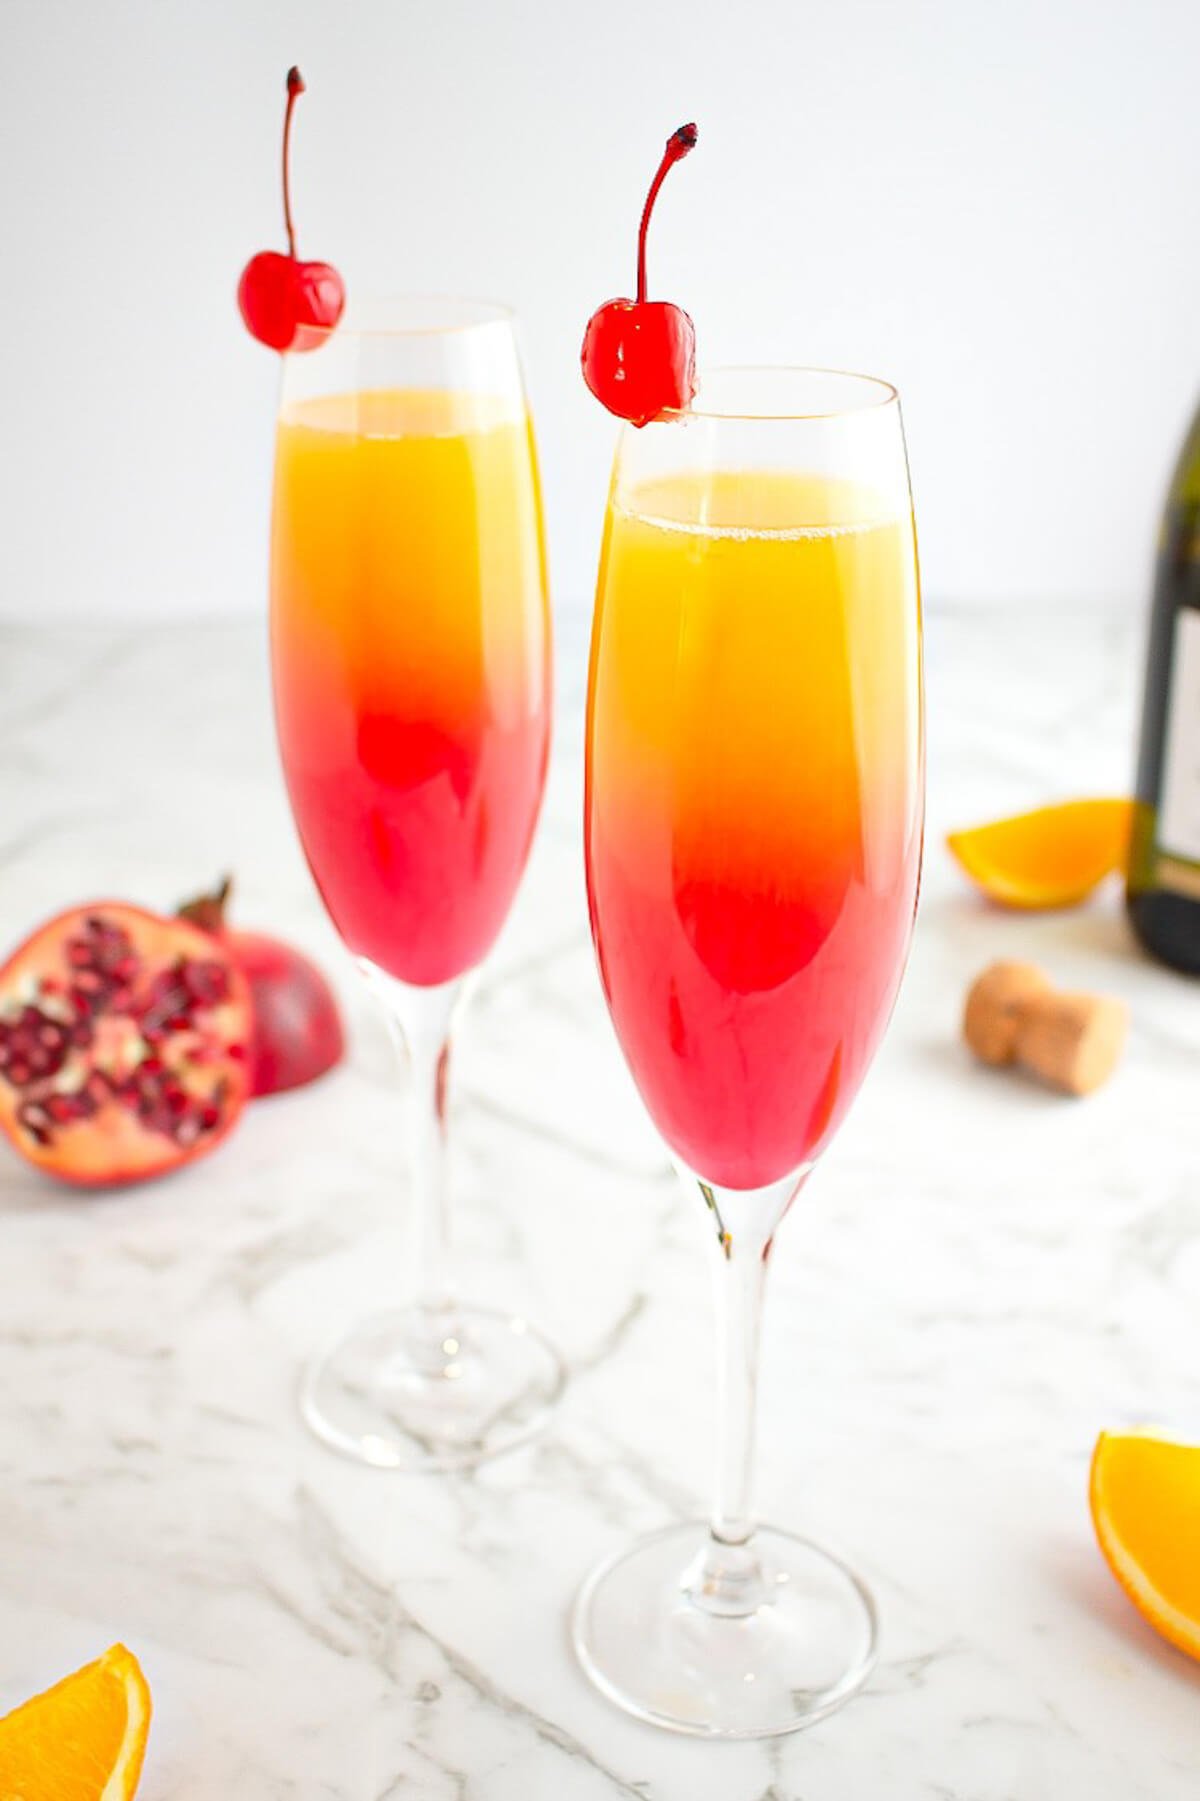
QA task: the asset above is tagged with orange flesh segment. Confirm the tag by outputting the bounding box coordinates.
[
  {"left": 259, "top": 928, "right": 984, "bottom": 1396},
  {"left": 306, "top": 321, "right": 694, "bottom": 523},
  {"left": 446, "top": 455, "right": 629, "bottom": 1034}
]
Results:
[
  {"left": 1090, "top": 1431, "right": 1200, "bottom": 1662},
  {"left": 0, "top": 1643, "right": 151, "bottom": 1799},
  {"left": 947, "top": 798, "right": 1133, "bottom": 908}
]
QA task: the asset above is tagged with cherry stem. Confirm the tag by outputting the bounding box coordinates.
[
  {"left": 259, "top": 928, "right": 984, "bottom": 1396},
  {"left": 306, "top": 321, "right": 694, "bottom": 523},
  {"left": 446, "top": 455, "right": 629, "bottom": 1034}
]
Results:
[
  {"left": 636, "top": 122, "right": 698, "bottom": 306},
  {"left": 282, "top": 66, "right": 306, "bottom": 260}
]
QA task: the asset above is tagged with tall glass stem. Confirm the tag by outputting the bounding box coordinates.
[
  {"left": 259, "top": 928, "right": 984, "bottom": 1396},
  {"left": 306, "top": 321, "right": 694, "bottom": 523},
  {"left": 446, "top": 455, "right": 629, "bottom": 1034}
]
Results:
[
  {"left": 689, "top": 1171, "right": 808, "bottom": 1616},
  {"left": 361, "top": 963, "right": 465, "bottom": 1332}
]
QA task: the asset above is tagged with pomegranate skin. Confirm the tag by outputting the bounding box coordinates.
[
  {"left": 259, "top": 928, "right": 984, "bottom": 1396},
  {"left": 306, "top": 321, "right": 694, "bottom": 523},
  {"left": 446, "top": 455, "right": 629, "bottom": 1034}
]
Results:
[
  {"left": 230, "top": 928, "right": 345, "bottom": 1098},
  {"left": 178, "top": 880, "right": 346, "bottom": 1100}
]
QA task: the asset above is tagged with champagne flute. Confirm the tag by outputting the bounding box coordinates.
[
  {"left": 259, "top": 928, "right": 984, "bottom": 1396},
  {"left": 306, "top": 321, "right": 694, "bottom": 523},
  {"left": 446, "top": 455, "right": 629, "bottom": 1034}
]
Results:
[
  {"left": 270, "top": 298, "right": 564, "bottom": 1470},
  {"left": 576, "top": 366, "right": 924, "bottom": 1734}
]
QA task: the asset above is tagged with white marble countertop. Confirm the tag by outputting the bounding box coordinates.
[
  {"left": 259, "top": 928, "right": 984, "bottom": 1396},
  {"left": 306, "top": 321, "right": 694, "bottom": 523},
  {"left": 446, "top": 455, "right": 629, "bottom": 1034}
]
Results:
[{"left": 0, "top": 604, "right": 1198, "bottom": 1798}]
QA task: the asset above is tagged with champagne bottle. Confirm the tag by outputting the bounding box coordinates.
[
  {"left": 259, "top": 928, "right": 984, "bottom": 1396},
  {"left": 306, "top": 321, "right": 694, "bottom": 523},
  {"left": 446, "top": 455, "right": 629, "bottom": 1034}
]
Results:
[{"left": 1128, "top": 405, "right": 1200, "bottom": 971}]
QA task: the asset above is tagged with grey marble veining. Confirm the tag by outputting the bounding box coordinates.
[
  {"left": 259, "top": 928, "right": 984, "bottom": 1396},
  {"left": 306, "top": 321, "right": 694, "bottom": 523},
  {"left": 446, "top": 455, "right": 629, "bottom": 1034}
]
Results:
[{"left": 0, "top": 603, "right": 1198, "bottom": 1797}]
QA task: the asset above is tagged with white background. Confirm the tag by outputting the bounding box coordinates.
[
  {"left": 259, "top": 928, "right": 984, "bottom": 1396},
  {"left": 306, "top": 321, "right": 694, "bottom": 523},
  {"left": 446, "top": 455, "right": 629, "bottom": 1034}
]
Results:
[{"left": 2, "top": 0, "right": 1198, "bottom": 623}]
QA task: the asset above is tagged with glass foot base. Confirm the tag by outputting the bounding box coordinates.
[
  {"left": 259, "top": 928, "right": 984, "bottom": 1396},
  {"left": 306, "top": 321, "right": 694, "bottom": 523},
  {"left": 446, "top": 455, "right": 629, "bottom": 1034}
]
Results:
[
  {"left": 301, "top": 1303, "right": 567, "bottom": 1472},
  {"left": 571, "top": 1521, "right": 878, "bottom": 1738}
]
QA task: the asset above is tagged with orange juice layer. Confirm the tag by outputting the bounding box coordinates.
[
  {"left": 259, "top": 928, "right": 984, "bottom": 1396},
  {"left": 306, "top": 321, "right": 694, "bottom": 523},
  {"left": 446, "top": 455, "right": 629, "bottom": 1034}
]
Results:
[
  {"left": 585, "top": 471, "right": 922, "bottom": 1189},
  {"left": 271, "top": 389, "right": 550, "bottom": 986}
]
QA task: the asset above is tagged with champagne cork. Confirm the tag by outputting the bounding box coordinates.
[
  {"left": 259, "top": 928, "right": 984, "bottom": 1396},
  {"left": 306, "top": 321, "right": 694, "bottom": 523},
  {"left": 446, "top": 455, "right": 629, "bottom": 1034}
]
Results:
[
  {"left": 962, "top": 961, "right": 1052, "bottom": 1065},
  {"left": 963, "top": 961, "right": 1128, "bottom": 1095}
]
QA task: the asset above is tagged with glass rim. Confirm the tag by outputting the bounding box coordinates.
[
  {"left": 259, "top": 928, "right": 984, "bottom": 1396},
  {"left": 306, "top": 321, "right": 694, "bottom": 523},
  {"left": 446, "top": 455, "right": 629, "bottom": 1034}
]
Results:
[
  {"left": 682, "top": 365, "right": 899, "bottom": 422},
  {"left": 303, "top": 294, "right": 517, "bottom": 341}
]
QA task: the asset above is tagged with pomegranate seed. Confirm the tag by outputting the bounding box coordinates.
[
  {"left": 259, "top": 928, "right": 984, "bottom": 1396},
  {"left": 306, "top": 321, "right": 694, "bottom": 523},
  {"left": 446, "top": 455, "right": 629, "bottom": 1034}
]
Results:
[
  {"left": 182, "top": 960, "right": 229, "bottom": 1005},
  {"left": 17, "top": 1101, "right": 52, "bottom": 1145}
]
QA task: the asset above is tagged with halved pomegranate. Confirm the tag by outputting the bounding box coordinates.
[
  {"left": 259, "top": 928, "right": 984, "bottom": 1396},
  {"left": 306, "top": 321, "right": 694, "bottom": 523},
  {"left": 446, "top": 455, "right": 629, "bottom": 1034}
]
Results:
[{"left": 0, "top": 903, "right": 252, "bottom": 1188}]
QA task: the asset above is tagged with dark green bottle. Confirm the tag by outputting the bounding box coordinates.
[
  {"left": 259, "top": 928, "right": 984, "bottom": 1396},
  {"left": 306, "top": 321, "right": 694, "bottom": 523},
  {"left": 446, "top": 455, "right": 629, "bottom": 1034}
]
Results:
[{"left": 1128, "top": 405, "right": 1200, "bottom": 972}]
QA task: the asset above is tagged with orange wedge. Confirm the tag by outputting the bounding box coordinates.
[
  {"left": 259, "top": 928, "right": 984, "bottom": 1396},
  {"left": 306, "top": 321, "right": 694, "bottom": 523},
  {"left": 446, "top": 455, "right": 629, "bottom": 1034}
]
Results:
[
  {"left": 0, "top": 1642, "right": 151, "bottom": 1799},
  {"left": 1090, "top": 1430, "right": 1200, "bottom": 1662},
  {"left": 947, "top": 798, "right": 1132, "bottom": 909}
]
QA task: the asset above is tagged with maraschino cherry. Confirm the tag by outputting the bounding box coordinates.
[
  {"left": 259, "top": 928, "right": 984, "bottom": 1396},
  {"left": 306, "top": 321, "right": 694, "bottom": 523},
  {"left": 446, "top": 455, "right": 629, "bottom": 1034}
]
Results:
[
  {"left": 582, "top": 122, "right": 699, "bottom": 426},
  {"left": 237, "top": 67, "right": 345, "bottom": 352}
]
